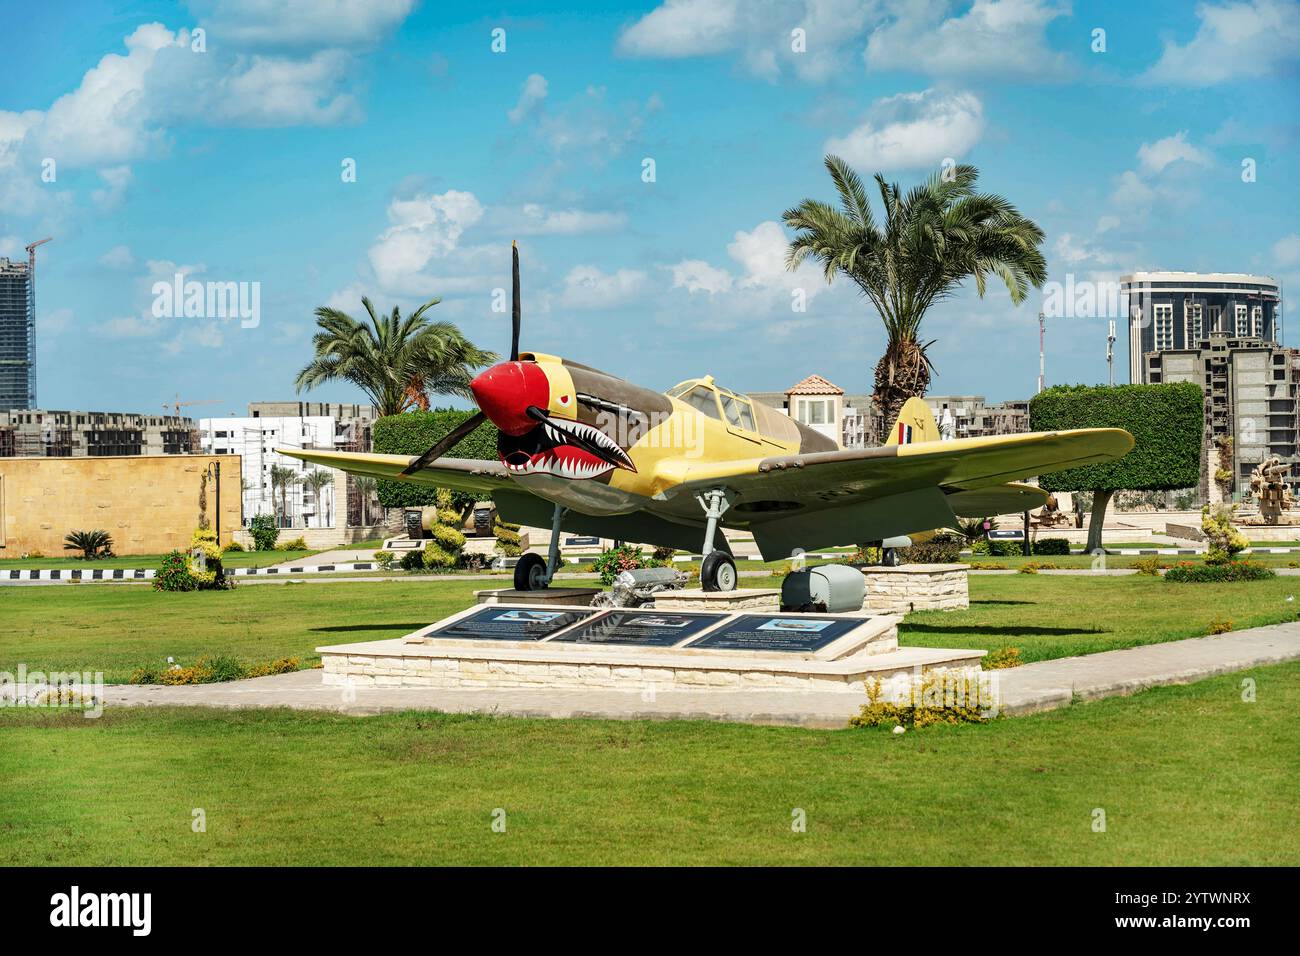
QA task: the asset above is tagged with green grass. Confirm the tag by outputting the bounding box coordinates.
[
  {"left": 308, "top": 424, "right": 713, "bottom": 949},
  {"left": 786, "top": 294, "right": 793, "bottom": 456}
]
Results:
[
  {"left": 0, "top": 549, "right": 317, "bottom": 570},
  {"left": 745, "top": 572, "right": 1300, "bottom": 663},
  {"left": 4, "top": 574, "right": 1297, "bottom": 682},
  {"left": 0, "top": 580, "right": 486, "bottom": 682},
  {"left": 1, "top": 661, "right": 1295, "bottom": 865}
]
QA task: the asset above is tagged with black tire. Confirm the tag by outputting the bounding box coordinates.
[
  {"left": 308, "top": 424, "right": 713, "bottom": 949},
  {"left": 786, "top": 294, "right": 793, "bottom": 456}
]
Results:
[
  {"left": 700, "top": 550, "right": 737, "bottom": 592},
  {"left": 514, "top": 552, "right": 548, "bottom": 591},
  {"left": 882, "top": 547, "right": 902, "bottom": 567}
]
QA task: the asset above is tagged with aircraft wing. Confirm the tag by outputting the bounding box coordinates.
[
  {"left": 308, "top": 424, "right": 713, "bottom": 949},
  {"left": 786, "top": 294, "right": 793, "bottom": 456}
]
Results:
[
  {"left": 276, "top": 448, "right": 513, "bottom": 495},
  {"left": 671, "top": 428, "right": 1131, "bottom": 559},
  {"left": 945, "top": 482, "right": 1049, "bottom": 517}
]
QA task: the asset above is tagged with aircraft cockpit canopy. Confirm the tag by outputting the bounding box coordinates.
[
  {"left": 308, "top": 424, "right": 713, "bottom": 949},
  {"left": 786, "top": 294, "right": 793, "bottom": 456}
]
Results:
[{"left": 666, "top": 378, "right": 756, "bottom": 431}]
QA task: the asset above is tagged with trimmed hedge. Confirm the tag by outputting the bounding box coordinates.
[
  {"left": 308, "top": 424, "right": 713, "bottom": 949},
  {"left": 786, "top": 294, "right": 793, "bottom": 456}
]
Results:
[
  {"left": 899, "top": 536, "right": 962, "bottom": 563},
  {"left": 1029, "top": 383, "right": 1202, "bottom": 492},
  {"left": 372, "top": 408, "right": 499, "bottom": 508},
  {"left": 1164, "top": 561, "right": 1275, "bottom": 583},
  {"left": 1032, "top": 538, "right": 1070, "bottom": 555}
]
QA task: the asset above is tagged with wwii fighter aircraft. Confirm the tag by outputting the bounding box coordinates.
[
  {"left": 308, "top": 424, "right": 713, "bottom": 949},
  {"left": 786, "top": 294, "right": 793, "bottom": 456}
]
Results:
[{"left": 282, "top": 246, "right": 1133, "bottom": 592}]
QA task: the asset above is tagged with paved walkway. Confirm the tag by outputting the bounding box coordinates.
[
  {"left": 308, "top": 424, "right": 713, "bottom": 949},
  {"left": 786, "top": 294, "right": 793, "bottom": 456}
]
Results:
[{"left": 98, "top": 621, "right": 1300, "bottom": 728}]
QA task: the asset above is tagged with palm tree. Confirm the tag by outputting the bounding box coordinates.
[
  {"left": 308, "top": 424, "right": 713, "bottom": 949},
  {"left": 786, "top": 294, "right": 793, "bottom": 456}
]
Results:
[
  {"left": 302, "top": 470, "right": 334, "bottom": 528},
  {"left": 270, "top": 465, "right": 299, "bottom": 527},
  {"left": 64, "top": 529, "right": 113, "bottom": 560},
  {"left": 294, "top": 297, "right": 496, "bottom": 416},
  {"left": 785, "top": 156, "right": 1047, "bottom": 441},
  {"left": 352, "top": 476, "right": 377, "bottom": 527}
]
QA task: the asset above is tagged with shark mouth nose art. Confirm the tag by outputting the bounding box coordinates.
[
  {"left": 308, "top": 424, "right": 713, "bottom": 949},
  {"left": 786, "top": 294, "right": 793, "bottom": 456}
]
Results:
[{"left": 497, "top": 406, "right": 636, "bottom": 479}]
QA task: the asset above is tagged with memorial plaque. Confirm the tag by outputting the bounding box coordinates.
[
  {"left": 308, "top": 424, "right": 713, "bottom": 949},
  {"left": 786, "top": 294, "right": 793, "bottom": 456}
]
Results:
[
  {"left": 428, "top": 606, "right": 590, "bottom": 642},
  {"left": 686, "top": 614, "right": 861, "bottom": 653},
  {"left": 553, "top": 610, "right": 722, "bottom": 647}
]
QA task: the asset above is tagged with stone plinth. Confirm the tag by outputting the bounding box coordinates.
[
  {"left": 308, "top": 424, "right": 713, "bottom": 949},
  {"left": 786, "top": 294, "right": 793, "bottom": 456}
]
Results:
[
  {"left": 475, "top": 587, "right": 601, "bottom": 606},
  {"left": 859, "top": 563, "right": 969, "bottom": 614},
  {"left": 653, "top": 588, "right": 781, "bottom": 612}
]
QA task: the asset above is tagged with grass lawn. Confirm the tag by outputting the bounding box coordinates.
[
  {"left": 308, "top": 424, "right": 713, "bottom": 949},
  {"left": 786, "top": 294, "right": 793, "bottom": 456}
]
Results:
[
  {"left": 1, "top": 661, "right": 1295, "bottom": 866},
  {"left": 3, "top": 574, "right": 1298, "bottom": 681},
  {"left": 0, "top": 550, "right": 317, "bottom": 570},
  {"left": 0, "top": 579, "right": 486, "bottom": 682},
  {"left": 957, "top": 552, "right": 1300, "bottom": 569}
]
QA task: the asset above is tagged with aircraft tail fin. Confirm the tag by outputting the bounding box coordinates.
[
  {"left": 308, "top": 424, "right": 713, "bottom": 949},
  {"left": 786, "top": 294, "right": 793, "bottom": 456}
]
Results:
[{"left": 884, "top": 397, "right": 940, "bottom": 446}]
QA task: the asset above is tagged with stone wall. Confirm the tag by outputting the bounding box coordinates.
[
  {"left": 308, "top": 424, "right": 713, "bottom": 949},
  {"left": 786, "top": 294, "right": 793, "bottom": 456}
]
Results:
[
  {"left": 0, "top": 454, "right": 242, "bottom": 555},
  {"left": 860, "top": 563, "right": 969, "bottom": 614}
]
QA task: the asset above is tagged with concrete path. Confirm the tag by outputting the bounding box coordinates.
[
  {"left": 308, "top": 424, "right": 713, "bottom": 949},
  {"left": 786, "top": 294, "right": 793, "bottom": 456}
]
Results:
[{"left": 97, "top": 621, "right": 1300, "bottom": 728}]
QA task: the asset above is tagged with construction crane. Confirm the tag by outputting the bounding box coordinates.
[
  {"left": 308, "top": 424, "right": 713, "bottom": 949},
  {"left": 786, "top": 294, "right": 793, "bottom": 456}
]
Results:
[
  {"left": 164, "top": 396, "right": 222, "bottom": 416},
  {"left": 25, "top": 237, "right": 52, "bottom": 270}
]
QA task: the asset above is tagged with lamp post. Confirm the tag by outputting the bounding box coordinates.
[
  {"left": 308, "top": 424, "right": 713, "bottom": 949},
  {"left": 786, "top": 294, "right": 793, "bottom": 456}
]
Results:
[{"left": 206, "top": 460, "right": 221, "bottom": 543}]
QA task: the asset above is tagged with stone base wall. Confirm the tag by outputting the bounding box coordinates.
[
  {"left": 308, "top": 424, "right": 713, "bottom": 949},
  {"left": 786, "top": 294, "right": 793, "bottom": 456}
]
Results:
[
  {"left": 861, "top": 564, "right": 969, "bottom": 614},
  {"left": 319, "top": 644, "right": 981, "bottom": 695},
  {"left": 654, "top": 588, "right": 780, "bottom": 612}
]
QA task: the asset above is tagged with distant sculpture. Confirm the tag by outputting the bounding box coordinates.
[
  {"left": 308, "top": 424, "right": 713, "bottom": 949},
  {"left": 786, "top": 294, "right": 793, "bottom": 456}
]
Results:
[
  {"left": 1032, "top": 493, "right": 1071, "bottom": 529},
  {"left": 1246, "top": 457, "right": 1297, "bottom": 525}
]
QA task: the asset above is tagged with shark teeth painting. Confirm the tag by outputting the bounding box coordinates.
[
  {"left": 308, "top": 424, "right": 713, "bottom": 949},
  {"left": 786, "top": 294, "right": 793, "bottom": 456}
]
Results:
[{"left": 498, "top": 411, "right": 636, "bottom": 480}]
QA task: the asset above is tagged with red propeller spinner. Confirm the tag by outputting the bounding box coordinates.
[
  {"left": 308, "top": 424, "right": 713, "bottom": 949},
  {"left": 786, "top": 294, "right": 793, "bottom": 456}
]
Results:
[{"left": 469, "top": 360, "right": 549, "bottom": 436}]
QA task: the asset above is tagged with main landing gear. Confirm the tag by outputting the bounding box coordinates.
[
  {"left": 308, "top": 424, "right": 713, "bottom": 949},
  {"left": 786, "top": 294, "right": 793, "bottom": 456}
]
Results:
[
  {"left": 695, "top": 488, "right": 737, "bottom": 592},
  {"left": 514, "top": 503, "right": 569, "bottom": 590}
]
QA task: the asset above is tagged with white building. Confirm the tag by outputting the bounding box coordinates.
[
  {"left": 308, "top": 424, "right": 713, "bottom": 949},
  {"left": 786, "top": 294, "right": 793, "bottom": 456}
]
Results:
[{"left": 199, "top": 415, "right": 341, "bottom": 528}]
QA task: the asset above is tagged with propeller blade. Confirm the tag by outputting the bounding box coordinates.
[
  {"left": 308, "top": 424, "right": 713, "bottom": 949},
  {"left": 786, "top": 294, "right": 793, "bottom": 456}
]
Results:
[
  {"left": 397, "top": 411, "right": 487, "bottom": 478},
  {"left": 510, "top": 240, "right": 521, "bottom": 361}
]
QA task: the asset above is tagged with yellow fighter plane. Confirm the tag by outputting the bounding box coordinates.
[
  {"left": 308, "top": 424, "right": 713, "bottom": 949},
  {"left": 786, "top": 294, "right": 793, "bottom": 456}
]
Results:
[{"left": 282, "top": 247, "right": 1133, "bottom": 592}]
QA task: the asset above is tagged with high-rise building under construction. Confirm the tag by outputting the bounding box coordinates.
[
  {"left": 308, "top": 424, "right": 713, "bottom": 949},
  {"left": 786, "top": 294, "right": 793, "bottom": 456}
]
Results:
[{"left": 0, "top": 256, "right": 35, "bottom": 410}]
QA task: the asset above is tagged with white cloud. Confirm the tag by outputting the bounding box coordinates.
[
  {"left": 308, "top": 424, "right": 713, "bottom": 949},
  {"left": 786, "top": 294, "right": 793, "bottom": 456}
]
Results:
[
  {"left": 200, "top": 50, "right": 360, "bottom": 126},
  {"left": 560, "top": 266, "right": 648, "bottom": 309},
  {"left": 42, "top": 307, "right": 73, "bottom": 335},
  {"left": 33, "top": 23, "right": 183, "bottom": 167},
  {"left": 1273, "top": 234, "right": 1300, "bottom": 267},
  {"left": 524, "top": 86, "right": 660, "bottom": 166},
  {"left": 508, "top": 73, "right": 548, "bottom": 123},
  {"left": 1054, "top": 233, "right": 1120, "bottom": 267},
  {"left": 186, "top": 0, "right": 415, "bottom": 48},
  {"left": 505, "top": 204, "right": 626, "bottom": 236},
  {"left": 99, "top": 245, "right": 136, "bottom": 269},
  {"left": 1108, "top": 132, "right": 1213, "bottom": 218},
  {"left": 1145, "top": 0, "right": 1300, "bottom": 86},
  {"left": 0, "top": 235, "right": 22, "bottom": 258},
  {"left": 367, "top": 189, "right": 489, "bottom": 295},
  {"left": 616, "top": 0, "right": 741, "bottom": 57},
  {"left": 865, "top": 0, "right": 1070, "bottom": 78},
  {"left": 1137, "top": 131, "right": 1210, "bottom": 174},
  {"left": 824, "top": 89, "right": 984, "bottom": 171},
  {"left": 618, "top": 0, "right": 1068, "bottom": 82},
  {"left": 92, "top": 166, "right": 132, "bottom": 211},
  {"left": 670, "top": 259, "right": 734, "bottom": 294}
]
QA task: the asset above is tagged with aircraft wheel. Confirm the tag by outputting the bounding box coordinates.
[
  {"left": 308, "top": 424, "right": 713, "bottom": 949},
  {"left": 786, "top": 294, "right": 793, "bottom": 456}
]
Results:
[
  {"left": 881, "top": 547, "right": 902, "bottom": 567},
  {"left": 514, "top": 553, "right": 549, "bottom": 591},
  {"left": 701, "top": 551, "right": 737, "bottom": 592}
]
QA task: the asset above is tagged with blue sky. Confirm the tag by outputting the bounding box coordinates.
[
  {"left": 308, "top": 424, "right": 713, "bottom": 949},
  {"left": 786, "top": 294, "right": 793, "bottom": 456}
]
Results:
[{"left": 2, "top": 0, "right": 1298, "bottom": 414}]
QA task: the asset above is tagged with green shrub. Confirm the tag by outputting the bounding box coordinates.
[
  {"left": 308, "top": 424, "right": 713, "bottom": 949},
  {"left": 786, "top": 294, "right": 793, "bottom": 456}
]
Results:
[
  {"left": 1206, "top": 616, "right": 1234, "bottom": 635},
  {"left": 983, "top": 647, "right": 1022, "bottom": 669},
  {"left": 1018, "top": 561, "right": 1058, "bottom": 574},
  {"left": 899, "top": 535, "right": 962, "bottom": 563},
  {"left": 422, "top": 540, "right": 458, "bottom": 570},
  {"left": 249, "top": 514, "right": 279, "bottom": 551},
  {"left": 592, "top": 544, "right": 663, "bottom": 585},
  {"left": 224, "top": 540, "right": 245, "bottom": 552},
  {"left": 63, "top": 529, "right": 114, "bottom": 559},
  {"left": 1132, "top": 556, "right": 1165, "bottom": 576},
  {"left": 1032, "top": 538, "right": 1070, "bottom": 556},
  {"left": 129, "top": 655, "right": 300, "bottom": 685},
  {"left": 373, "top": 549, "right": 395, "bottom": 569},
  {"left": 398, "top": 549, "right": 424, "bottom": 572},
  {"left": 849, "top": 671, "right": 993, "bottom": 729},
  {"left": 493, "top": 518, "right": 522, "bottom": 557},
  {"left": 1201, "top": 504, "right": 1248, "bottom": 564},
  {"left": 652, "top": 545, "right": 676, "bottom": 562},
  {"left": 153, "top": 551, "right": 197, "bottom": 592},
  {"left": 430, "top": 523, "right": 466, "bottom": 552},
  {"left": 1164, "top": 561, "right": 1275, "bottom": 583},
  {"left": 971, "top": 537, "right": 1019, "bottom": 557},
  {"left": 277, "top": 536, "right": 308, "bottom": 552}
]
